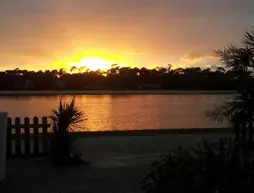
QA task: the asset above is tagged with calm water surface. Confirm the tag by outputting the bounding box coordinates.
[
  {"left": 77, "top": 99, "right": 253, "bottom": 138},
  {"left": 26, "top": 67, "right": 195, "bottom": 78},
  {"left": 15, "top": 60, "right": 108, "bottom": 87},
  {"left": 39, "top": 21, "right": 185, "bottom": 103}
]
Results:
[{"left": 0, "top": 95, "right": 230, "bottom": 131}]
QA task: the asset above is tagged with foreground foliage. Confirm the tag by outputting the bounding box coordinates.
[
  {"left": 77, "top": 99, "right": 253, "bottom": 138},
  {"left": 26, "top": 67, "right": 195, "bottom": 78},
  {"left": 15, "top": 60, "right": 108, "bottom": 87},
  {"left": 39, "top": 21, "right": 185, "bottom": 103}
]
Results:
[
  {"left": 141, "top": 138, "right": 254, "bottom": 193},
  {"left": 49, "top": 97, "right": 85, "bottom": 166},
  {"left": 206, "top": 29, "right": 254, "bottom": 143}
]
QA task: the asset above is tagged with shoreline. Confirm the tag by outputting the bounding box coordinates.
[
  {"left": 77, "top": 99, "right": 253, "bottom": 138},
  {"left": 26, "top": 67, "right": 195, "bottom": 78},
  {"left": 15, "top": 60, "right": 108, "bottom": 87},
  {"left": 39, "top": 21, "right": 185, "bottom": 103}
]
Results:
[
  {"left": 11, "top": 128, "right": 233, "bottom": 139},
  {"left": 0, "top": 90, "right": 236, "bottom": 96},
  {"left": 71, "top": 128, "right": 233, "bottom": 137}
]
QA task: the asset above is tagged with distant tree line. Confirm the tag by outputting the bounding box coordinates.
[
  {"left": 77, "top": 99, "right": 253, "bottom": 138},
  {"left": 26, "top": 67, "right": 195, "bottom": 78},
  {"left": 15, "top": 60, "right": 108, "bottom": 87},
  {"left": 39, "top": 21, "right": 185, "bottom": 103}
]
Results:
[{"left": 0, "top": 65, "right": 238, "bottom": 90}]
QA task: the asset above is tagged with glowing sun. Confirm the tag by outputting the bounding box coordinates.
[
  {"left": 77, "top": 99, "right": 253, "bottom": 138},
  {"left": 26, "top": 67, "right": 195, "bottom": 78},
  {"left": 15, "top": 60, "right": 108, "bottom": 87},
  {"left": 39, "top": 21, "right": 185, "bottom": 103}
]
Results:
[{"left": 74, "top": 57, "right": 113, "bottom": 71}]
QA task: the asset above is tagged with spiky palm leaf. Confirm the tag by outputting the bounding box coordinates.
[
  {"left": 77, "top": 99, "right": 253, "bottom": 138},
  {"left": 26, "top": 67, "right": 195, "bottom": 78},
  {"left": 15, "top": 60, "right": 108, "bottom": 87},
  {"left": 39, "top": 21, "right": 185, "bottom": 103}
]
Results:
[
  {"left": 215, "top": 44, "right": 253, "bottom": 72},
  {"left": 49, "top": 97, "right": 84, "bottom": 133},
  {"left": 205, "top": 103, "right": 231, "bottom": 124},
  {"left": 229, "top": 90, "right": 254, "bottom": 115},
  {"left": 206, "top": 90, "right": 254, "bottom": 124},
  {"left": 243, "top": 30, "right": 254, "bottom": 49}
]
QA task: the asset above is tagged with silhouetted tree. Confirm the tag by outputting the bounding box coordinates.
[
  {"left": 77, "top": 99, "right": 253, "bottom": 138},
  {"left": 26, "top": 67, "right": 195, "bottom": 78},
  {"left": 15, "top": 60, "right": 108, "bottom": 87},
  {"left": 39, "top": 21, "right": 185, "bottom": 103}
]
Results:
[
  {"left": 207, "top": 29, "right": 254, "bottom": 143},
  {"left": 0, "top": 65, "right": 235, "bottom": 90}
]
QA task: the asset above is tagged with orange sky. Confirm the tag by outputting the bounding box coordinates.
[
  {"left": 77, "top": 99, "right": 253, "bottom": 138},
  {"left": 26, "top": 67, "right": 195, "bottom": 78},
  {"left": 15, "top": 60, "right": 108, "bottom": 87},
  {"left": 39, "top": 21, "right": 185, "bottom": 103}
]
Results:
[{"left": 1, "top": 0, "right": 254, "bottom": 71}]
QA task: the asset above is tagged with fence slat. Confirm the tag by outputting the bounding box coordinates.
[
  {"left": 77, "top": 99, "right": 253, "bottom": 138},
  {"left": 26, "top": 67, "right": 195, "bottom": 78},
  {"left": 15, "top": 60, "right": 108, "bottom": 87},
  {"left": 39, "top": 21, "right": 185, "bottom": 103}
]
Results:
[
  {"left": 15, "top": 117, "right": 21, "bottom": 156},
  {"left": 33, "top": 117, "right": 39, "bottom": 155},
  {"left": 7, "top": 116, "right": 51, "bottom": 157},
  {"left": 7, "top": 117, "right": 12, "bottom": 157},
  {"left": 42, "top": 117, "right": 48, "bottom": 155},
  {"left": 24, "top": 117, "right": 30, "bottom": 155}
]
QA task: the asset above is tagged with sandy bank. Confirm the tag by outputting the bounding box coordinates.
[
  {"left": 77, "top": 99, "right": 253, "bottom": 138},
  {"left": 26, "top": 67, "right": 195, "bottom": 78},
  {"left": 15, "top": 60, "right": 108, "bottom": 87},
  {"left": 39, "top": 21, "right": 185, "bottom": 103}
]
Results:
[{"left": 0, "top": 90, "right": 236, "bottom": 96}]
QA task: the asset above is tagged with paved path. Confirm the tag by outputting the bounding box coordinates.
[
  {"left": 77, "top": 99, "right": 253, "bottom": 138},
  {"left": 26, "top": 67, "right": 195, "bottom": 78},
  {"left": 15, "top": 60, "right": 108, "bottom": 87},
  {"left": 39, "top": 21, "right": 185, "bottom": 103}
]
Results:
[
  {"left": 0, "top": 132, "right": 233, "bottom": 193},
  {"left": 1, "top": 158, "right": 146, "bottom": 193}
]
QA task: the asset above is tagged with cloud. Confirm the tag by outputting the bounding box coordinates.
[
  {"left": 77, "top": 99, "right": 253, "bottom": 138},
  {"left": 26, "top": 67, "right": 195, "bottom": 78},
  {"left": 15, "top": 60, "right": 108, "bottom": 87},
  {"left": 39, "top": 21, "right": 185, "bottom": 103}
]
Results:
[
  {"left": 177, "top": 51, "right": 222, "bottom": 69},
  {"left": 1, "top": 0, "right": 254, "bottom": 70},
  {"left": 126, "top": 52, "right": 146, "bottom": 56},
  {"left": 180, "top": 52, "right": 218, "bottom": 63}
]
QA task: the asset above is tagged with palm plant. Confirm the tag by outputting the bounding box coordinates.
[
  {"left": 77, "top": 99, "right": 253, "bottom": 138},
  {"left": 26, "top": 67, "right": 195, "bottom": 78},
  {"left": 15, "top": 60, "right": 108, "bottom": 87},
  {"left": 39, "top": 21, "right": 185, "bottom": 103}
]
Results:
[
  {"left": 206, "top": 92, "right": 253, "bottom": 142},
  {"left": 49, "top": 97, "right": 84, "bottom": 166},
  {"left": 215, "top": 44, "right": 253, "bottom": 73},
  {"left": 206, "top": 30, "right": 254, "bottom": 144},
  {"left": 243, "top": 30, "right": 254, "bottom": 50}
]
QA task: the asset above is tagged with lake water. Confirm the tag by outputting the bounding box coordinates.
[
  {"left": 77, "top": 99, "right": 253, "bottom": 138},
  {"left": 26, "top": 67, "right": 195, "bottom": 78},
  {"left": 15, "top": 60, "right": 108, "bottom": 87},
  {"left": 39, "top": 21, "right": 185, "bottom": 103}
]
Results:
[{"left": 0, "top": 94, "right": 230, "bottom": 131}]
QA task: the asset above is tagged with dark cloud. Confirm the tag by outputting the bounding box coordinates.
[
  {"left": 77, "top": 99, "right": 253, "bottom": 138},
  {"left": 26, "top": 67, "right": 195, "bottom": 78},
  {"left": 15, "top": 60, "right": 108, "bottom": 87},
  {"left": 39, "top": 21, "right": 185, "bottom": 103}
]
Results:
[{"left": 2, "top": 0, "right": 254, "bottom": 18}]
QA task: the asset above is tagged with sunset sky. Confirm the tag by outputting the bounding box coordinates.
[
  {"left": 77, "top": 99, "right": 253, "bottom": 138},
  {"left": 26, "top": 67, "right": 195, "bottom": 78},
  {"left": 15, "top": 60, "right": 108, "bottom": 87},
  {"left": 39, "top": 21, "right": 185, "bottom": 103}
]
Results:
[{"left": 1, "top": 0, "right": 254, "bottom": 71}]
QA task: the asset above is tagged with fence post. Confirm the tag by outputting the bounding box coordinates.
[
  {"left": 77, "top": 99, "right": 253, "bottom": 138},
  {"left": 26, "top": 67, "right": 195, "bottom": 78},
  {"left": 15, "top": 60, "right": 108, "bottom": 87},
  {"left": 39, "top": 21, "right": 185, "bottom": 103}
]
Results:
[
  {"left": 15, "top": 118, "right": 21, "bottom": 156},
  {"left": 24, "top": 117, "right": 30, "bottom": 155},
  {"left": 7, "top": 118, "right": 12, "bottom": 157},
  {"left": 0, "top": 112, "right": 8, "bottom": 181},
  {"left": 33, "top": 117, "right": 39, "bottom": 155},
  {"left": 42, "top": 117, "right": 48, "bottom": 155}
]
